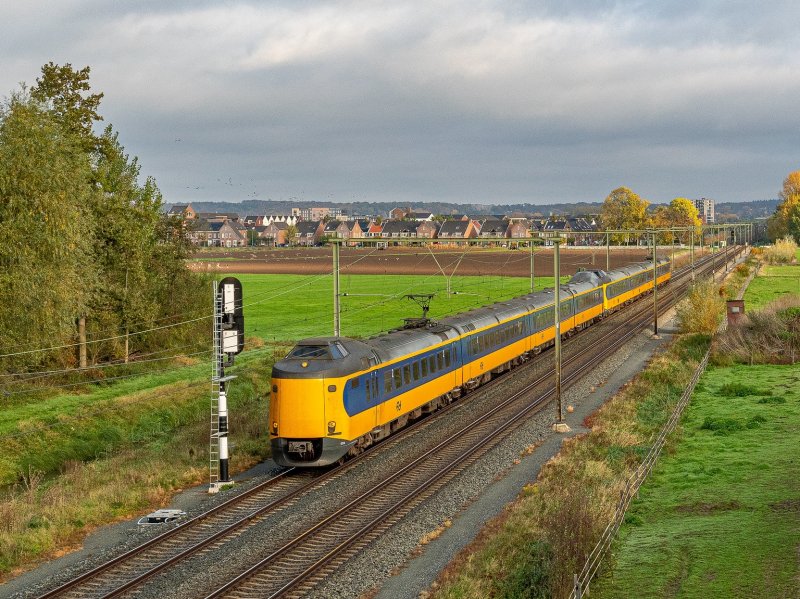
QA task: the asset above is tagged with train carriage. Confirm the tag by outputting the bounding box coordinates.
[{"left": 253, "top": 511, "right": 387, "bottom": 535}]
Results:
[{"left": 269, "top": 257, "right": 671, "bottom": 467}]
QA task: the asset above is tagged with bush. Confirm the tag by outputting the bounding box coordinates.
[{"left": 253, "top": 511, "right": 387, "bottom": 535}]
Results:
[
  {"left": 763, "top": 237, "right": 798, "bottom": 264},
  {"left": 676, "top": 280, "right": 726, "bottom": 334},
  {"left": 714, "top": 295, "right": 800, "bottom": 364}
]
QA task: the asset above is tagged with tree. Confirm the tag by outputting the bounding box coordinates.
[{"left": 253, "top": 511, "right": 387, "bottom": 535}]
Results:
[
  {"left": 600, "top": 187, "right": 650, "bottom": 244},
  {"left": 770, "top": 170, "right": 800, "bottom": 243},
  {"left": 286, "top": 224, "right": 299, "bottom": 246},
  {"left": 0, "top": 63, "right": 209, "bottom": 371},
  {"left": 668, "top": 197, "right": 702, "bottom": 244},
  {"left": 31, "top": 62, "right": 104, "bottom": 153},
  {"left": 0, "top": 93, "right": 92, "bottom": 369}
]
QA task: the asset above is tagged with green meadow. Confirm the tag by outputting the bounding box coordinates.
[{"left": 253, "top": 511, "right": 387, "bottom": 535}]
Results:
[
  {"left": 744, "top": 263, "right": 800, "bottom": 309},
  {"left": 234, "top": 273, "right": 563, "bottom": 342},
  {"left": 592, "top": 363, "right": 800, "bottom": 598}
]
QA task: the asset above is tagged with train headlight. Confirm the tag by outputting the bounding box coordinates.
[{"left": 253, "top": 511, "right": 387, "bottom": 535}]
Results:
[
  {"left": 327, "top": 421, "right": 336, "bottom": 433},
  {"left": 272, "top": 421, "right": 278, "bottom": 434}
]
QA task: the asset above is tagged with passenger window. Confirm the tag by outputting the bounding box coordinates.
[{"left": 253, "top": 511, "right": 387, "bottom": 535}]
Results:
[
  {"left": 429, "top": 355, "right": 437, "bottom": 372},
  {"left": 422, "top": 358, "right": 429, "bottom": 377},
  {"left": 384, "top": 374, "right": 392, "bottom": 394},
  {"left": 366, "top": 383, "right": 371, "bottom": 401},
  {"left": 437, "top": 353, "right": 444, "bottom": 370},
  {"left": 403, "top": 364, "right": 411, "bottom": 385},
  {"left": 393, "top": 369, "right": 403, "bottom": 389},
  {"left": 445, "top": 350, "right": 451, "bottom": 367},
  {"left": 351, "top": 377, "right": 359, "bottom": 389},
  {"left": 412, "top": 361, "right": 420, "bottom": 381}
]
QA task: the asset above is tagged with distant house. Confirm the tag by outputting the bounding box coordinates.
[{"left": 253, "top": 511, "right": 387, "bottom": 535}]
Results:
[
  {"left": 187, "top": 219, "right": 246, "bottom": 247},
  {"left": 195, "top": 212, "right": 241, "bottom": 224},
  {"left": 389, "top": 207, "right": 409, "bottom": 220},
  {"left": 507, "top": 220, "right": 530, "bottom": 239},
  {"left": 476, "top": 219, "right": 508, "bottom": 239},
  {"left": 366, "top": 222, "right": 384, "bottom": 237},
  {"left": 264, "top": 214, "right": 298, "bottom": 226},
  {"left": 437, "top": 219, "right": 476, "bottom": 242},
  {"left": 344, "top": 220, "right": 363, "bottom": 245},
  {"left": 167, "top": 203, "right": 196, "bottom": 219},
  {"left": 297, "top": 221, "right": 324, "bottom": 246},
  {"left": 380, "top": 220, "right": 418, "bottom": 239},
  {"left": 261, "top": 221, "right": 289, "bottom": 246},
  {"left": 243, "top": 215, "right": 264, "bottom": 227},
  {"left": 416, "top": 221, "right": 439, "bottom": 239},
  {"left": 567, "top": 217, "right": 597, "bottom": 245},
  {"left": 541, "top": 219, "right": 570, "bottom": 245},
  {"left": 186, "top": 219, "right": 213, "bottom": 245},
  {"left": 410, "top": 211, "right": 434, "bottom": 221}
]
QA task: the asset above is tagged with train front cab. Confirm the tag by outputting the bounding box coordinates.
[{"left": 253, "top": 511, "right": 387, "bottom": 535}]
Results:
[{"left": 270, "top": 338, "right": 368, "bottom": 467}]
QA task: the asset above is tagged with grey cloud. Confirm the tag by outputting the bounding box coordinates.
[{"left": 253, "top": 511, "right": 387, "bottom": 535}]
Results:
[{"left": 2, "top": 0, "right": 798, "bottom": 205}]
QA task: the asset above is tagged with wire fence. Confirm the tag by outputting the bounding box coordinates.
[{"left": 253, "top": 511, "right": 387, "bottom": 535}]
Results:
[{"left": 569, "top": 348, "right": 710, "bottom": 599}]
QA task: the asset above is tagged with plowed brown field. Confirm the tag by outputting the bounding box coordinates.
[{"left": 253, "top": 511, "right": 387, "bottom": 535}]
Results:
[{"left": 188, "top": 247, "right": 661, "bottom": 277}]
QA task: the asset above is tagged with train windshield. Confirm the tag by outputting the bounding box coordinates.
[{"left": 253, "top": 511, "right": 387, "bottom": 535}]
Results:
[
  {"left": 287, "top": 345, "right": 332, "bottom": 359},
  {"left": 286, "top": 342, "right": 348, "bottom": 360}
]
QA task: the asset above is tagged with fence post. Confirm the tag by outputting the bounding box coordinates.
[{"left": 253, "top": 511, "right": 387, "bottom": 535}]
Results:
[{"left": 574, "top": 573, "right": 582, "bottom": 599}]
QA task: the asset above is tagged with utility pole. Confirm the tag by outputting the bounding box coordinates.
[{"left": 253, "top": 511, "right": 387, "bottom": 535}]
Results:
[
  {"left": 606, "top": 230, "right": 610, "bottom": 271},
  {"left": 711, "top": 226, "right": 716, "bottom": 280},
  {"left": 724, "top": 225, "right": 729, "bottom": 272},
  {"left": 333, "top": 240, "right": 341, "bottom": 337},
  {"left": 78, "top": 316, "right": 87, "bottom": 369},
  {"left": 690, "top": 227, "right": 695, "bottom": 281},
  {"left": 550, "top": 237, "right": 569, "bottom": 433},
  {"left": 530, "top": 238, "right": 534, "bottom": 293},
  {"left": 652, "top": 230, "right": 660, "bottom": 339}
]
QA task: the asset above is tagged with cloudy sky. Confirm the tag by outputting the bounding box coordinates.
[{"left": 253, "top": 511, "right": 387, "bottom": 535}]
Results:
[{"left": 2, "top": 1, "right": 798, "bottom": 205}]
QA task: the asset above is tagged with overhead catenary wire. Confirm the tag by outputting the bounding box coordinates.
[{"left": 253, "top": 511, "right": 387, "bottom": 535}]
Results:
[
  {"left": 0, "top": 350, "right": 213, "bottom": 397},
  {"left": 0, "top": 341, "right": 213, "bottom": 382},
  {"left": 0, "top": 313, "right": 213, "bottom": 360}
]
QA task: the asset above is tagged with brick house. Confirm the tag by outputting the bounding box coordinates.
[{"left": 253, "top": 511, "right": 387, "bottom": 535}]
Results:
[
  {"left": 261, "top": 221, "right": 289, "bottom": 246},
  {"left": 167, "top": 203, "right": 196, "bottom": 219},
  {"left": 296, "top": 221, "right": 324, "bottom": 246},
  {"left": 437, "top": 219, "right": 477, "bottom": 243},
  {"left": 476, "top": 219, "right": 508, "bottom": 239},
  {"left": 507, "top": 220, "right": 531, "bottom": 239},
  {"left": 416, "top": 221, "right": 439, "bottom": 239}
]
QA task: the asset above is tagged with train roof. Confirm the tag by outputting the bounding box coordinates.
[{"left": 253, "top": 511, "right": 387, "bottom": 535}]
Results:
[{"left": 274, "top": 256, "right": 671, "bottom": 378}]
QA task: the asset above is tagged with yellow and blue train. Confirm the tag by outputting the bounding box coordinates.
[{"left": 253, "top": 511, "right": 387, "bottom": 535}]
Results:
[{"left": 269, "top": 257, "right": 671, "bottom": 467}]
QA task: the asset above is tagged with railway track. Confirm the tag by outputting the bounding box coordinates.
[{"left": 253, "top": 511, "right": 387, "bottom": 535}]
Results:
[
  {"left": 36, "top": 248, "right": 743, "bottom": 599},
  {"left": 201, "top": 249, "right": 744, "bottom": 598}
]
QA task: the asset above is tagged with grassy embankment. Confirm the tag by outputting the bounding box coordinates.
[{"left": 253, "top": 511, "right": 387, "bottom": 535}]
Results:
[
  {"left": 0, "top": 272, "right": 545, "bottom": 578},
  {"left": 590, "top": 365, "right": 800, "bottom": 597},
  {"left": 430, "top": 253, "right": 767, "bottom": 598},
  {"left": 587, "top": 248, "right": 800, "bottom": 598}
]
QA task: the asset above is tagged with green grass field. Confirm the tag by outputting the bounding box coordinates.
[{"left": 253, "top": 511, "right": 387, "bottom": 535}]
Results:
[
  {"left": 592, "top": 364, "right": 800, "bottom": 598},
  {"left": 235, "top": 273, "right": 562, "bottom": 342},
  {"left": 744, "top": 263, "right": 800, "bottom": 309}
]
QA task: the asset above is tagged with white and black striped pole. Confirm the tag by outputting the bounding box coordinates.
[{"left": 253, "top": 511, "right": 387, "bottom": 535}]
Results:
[
  {"left": 211, "top": 277, "right": 244, "bottom": 493},
  {"left": 218, "top": 386, "right": 230, "bottom": 482}
]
